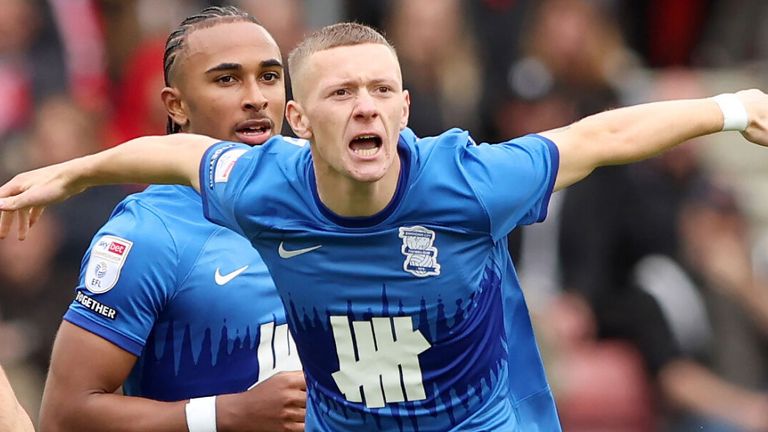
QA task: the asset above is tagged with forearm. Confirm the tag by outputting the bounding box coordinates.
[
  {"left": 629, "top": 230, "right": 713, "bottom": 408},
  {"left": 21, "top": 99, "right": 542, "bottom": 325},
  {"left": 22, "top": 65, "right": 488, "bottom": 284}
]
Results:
[
  {"left": 40, "top": 322, "right": 226, "bottom": 432},
  {"left": 40, "top": 392, "right": 189, "bottom": 432},
  {"left": 549, "top": 98, "right": 723, "bottom": 190},
  {"left": 77, "top": 134, "right": 215, "bottom": 192},
  {"left": 0, "top": 366, "right": 33, "bottom": 432},
  {"left": 573, "top": 98, "right": 720, "bottom": 162}
]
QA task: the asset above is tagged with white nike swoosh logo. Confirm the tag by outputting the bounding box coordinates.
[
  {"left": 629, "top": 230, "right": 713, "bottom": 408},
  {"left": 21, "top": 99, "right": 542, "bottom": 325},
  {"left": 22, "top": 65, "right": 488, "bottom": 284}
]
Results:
[
  {"left": 278, "top": 242, "right": 322, "bottom": 259},
  {"left": 214, "top": 265, "right": 249, "bottom": 285}
]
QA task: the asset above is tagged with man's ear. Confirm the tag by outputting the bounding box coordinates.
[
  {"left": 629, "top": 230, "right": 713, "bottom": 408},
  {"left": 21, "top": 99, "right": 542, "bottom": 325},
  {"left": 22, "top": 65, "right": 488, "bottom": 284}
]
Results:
[
  {"left": 400, "top": 89, "right": 411, "bottom": 129},
  {"left": 161, "top": 87, "right": 189, "bottom": 130},
  {"left": 286, "top": 100, "right": 312, "bottom": 139}
]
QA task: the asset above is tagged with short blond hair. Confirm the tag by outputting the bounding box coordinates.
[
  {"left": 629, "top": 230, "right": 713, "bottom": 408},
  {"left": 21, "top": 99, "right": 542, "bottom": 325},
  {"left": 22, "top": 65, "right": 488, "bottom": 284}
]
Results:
[{"left": 288, "top": 23, "right": 397, "bottom": 97}]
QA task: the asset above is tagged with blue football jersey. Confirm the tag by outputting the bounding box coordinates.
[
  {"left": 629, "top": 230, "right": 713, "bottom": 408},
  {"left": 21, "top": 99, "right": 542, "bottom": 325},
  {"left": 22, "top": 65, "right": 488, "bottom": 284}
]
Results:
[
  {"left": 201, "top": 128, "right": 561, "bottom": 431},
  {"left": 65, "top": 185, "right": 301, "bottom": 401}
]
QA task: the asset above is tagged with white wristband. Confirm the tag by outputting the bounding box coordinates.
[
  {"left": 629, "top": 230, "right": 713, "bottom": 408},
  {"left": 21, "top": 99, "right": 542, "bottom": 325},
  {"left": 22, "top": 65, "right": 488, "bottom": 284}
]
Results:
[
  {"left": 185, "top": 396, "right": 217, "bottom": 432},
  {"left": 713, "top": 93, "right": 749, "bottom": 132}
]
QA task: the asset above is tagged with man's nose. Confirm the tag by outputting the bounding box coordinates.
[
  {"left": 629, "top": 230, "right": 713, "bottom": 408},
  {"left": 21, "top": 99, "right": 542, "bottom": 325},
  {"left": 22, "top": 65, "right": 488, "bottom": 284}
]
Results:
[
  {"left": 243, "top": 82, "right": 268, "bottom": 111},
  {"left": 353, "top": 91, "right": 379, "bottom": 120}
]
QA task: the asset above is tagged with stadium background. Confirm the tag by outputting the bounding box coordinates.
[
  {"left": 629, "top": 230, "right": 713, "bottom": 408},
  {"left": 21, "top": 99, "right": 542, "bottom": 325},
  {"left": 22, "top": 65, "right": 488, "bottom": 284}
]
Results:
[{"left": 2, "top": 0, "right": 768, "bottom": 430}]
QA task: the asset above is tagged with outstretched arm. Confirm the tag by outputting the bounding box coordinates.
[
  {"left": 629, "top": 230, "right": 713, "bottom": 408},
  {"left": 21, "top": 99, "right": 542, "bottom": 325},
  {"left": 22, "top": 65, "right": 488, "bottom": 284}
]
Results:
[
  {"left": 0, "top": 364, "right": 34, "bottom": 432},
  {"left": 41, "top": 322, "right": 306, "bottom": 432},
  {"left": 0, "top": 134, "right": 217, "bottom": 240},
  {"left": 545, "top": 89, "right": 768, "bottom": 191}
]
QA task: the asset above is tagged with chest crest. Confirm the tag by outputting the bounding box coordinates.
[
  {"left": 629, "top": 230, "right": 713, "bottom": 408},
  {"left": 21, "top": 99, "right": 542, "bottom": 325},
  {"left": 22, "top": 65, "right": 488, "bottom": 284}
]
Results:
[{"left": 398, "top": 225, "right": 441, "bottom": 277}]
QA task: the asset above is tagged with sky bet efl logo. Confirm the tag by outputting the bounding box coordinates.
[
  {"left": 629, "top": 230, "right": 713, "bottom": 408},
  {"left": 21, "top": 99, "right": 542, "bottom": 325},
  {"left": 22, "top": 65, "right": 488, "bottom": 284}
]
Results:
[
  {"left": 108, "top": 241, "right": 127, "bottom": 255},
  {"left": 97, "top": 239, "right": 127, "bottom": 255},
  {"left": 86, "top": 235, "right": 134, "bottom": 294}
]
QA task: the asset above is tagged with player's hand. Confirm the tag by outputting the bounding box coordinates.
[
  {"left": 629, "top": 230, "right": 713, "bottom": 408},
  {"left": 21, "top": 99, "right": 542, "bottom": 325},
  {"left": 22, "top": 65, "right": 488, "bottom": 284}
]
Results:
[
  {"left": 0, "top": 161, "right": 86, "bottom": 240},
  {"left": 737, "top": 89, "right": 768, "bottom": 146},
  {"left": 217, "top": 371, "right": 306, "bottom": 432}
]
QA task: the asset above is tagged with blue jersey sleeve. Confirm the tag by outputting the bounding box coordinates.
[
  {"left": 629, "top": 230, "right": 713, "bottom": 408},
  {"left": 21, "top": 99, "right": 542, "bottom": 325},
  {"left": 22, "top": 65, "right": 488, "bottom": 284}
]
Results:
[
  {"left": 63, "top": 200, "right": 178, "bottom": 356},
  {"left": 462, "top": 134, "right": 559, "bottom": 240},
  {"left": 199, "top": 142, "right": 255, "bottom": 237}
]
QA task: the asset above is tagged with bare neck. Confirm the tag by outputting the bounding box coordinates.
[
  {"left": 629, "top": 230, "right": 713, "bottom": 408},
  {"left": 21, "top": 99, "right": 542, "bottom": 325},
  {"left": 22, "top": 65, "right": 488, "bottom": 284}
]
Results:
[{"left": 314, "top": 156, "right": 402, "bottom": 218}]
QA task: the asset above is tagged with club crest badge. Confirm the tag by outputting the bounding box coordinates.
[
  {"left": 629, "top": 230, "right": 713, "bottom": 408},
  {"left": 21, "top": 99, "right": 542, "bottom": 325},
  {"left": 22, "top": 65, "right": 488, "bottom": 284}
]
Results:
[
  {"left": 84, "top": 235, "right": 133, "bottom": 294},
  {"left": 398, "top": 226, "right": 441, "bottom": 277}
]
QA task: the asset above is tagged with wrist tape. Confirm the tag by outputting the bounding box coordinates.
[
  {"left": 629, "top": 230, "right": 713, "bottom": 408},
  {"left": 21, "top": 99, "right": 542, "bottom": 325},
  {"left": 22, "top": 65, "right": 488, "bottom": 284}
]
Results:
[
  {"left": 713, "top": 93, "right": 749, "bottom": 132},
  {"left": 185, "top": 396, "right": 217, "bottom": 432}
]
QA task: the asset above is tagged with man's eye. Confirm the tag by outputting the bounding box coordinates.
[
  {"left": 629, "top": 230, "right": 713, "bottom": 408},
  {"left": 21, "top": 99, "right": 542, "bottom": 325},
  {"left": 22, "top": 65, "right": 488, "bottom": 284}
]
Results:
[
  {"left": 262, "top": 72, "right": 280, "bottom": 82},
  {"left": 334, "top": 89, "right": 349, "bottom": 96},
  {"left": 216, "top": 76, "right": 235, "bottom": 84}
]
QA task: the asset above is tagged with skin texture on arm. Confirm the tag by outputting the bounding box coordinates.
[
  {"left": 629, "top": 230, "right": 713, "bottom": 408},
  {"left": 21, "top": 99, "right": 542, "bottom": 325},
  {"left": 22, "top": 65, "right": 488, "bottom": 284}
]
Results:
[
  {"left": 40, "top": 322, "right": 307, "bottom": 432},
  {"left": 3, "top": 133, "right": 213, "bottom": 205},
  {"left": 83, "top": 134, "right": 213, "bottom": 192},
  {"left": 0, "top": 133, "right": 215, "bottom": 240},
  {"left": 0, "top": 364, "right": 34, "bottom": 432},
  {"left": 39, "top": 322, "right": 187, "bottom": 432},
  {"left": 545, "top": 89, "right": 768, "bottom": 191}
]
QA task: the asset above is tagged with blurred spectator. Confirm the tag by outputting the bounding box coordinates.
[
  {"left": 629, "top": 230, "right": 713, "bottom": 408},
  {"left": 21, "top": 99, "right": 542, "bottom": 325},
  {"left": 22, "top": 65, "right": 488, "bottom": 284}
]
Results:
[
  {"left": 541, "top": 293, "right": 655, "bottom": 432},
  {"left": 1, "top": 94, "right": 104, "bottom": 180},
  {"left": 465, "top": 0, "right": 535, "bottom": 141},
  {"left": 107, "top": 37, "right": 167, "bottom": 145},
  {"left": 498, "top": 0, "right": 631, "bottom": 264},
  {"left": 557, "top": 70, "right": 768, "bottom": 431},
  {"left": 0, "top": 0, "right": 68, "bottom": 141},
  {"left": 695, "top": 0, "right": 768, "bottom": 66},
  {"left": 678, "top": 182, "right": 768, "bottom": 387},
  {"left": 343, "top": 0, "right": 390, "bottom": 31},
  {"left": 97, "top": 0, "right": 210, "bottom": 80},
  {"left": 48, "top": 0, "right": 109, "bottom": 110},
  {"left": 612, "top": 0, "right": 713, "bottom": 67},
  {"left": 235, "top": 0, "right": 307, "bottom": 54},
  {"left": 12, "top": 95, "right": 128, "bottom": 264},
  {"left": 525, "top": 0, "right": 629, "bottom": 92},
  {"left": 384, "top": 0, "right": 482, "bottom": 136},
  {"left": 584, "top": 1, "right": 768, "bottom": 68},
  {"left": 0, "top": 215, "right": 76, "bottom": 424},
  {"left": 25, "top": 95, "right": 105, "bottom": 167},
  {"left": 493, "top": 0, "right": 637, "bottom": 144}
]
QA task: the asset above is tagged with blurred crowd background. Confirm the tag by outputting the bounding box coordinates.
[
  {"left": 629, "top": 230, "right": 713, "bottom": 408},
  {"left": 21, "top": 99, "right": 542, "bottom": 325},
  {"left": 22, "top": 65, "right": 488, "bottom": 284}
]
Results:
[{"left": 3, "top": 0, "right": 768, "bottom": 430}]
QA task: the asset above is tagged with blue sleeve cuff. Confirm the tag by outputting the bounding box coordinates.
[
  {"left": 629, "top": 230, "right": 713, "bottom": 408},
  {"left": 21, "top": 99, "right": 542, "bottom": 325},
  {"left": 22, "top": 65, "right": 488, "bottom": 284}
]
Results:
[
  {"left": 64, "top": 309, "right": 144, "bottom": 356},
  {"left": 199, "top": 141, "right": 238, "bottom": 223},
  {"left": 199, "top": 143, "right": 218, "bottom": 222},
  {"left": 530, "top": 134, "right": 560, "bottom": 223}
]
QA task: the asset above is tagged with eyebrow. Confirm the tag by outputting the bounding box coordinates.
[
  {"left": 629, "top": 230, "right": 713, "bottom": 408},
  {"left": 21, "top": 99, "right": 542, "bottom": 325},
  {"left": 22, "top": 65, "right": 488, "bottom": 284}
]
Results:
[
  {"left": 205, "top": 59, "right": 284, "bottom": 74},
  {"left": 321, "top": 77, "right": 397, "bottom": 90}
]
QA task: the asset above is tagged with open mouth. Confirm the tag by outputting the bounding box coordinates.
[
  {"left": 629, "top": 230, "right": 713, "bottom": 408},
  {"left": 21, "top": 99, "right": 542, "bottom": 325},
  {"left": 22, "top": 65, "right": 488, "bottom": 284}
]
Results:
[
  {"left": 349, "top": 134, "right": 383, "bottom": 157},
  {"left": 235, "top": 119, "right": 273, "bottom": 145}
]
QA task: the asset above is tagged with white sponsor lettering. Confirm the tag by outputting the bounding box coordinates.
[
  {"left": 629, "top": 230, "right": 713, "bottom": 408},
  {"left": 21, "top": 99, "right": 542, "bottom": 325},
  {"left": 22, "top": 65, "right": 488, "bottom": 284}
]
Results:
[
  {"left": 75, "top": 292, "right": 118, "bottom": 320},
  {"left": 249, "top": 322, "right": 302, "bottom": 387},
  {"left": 331, "top": 315, "right": 430, "bottom": 408}
]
